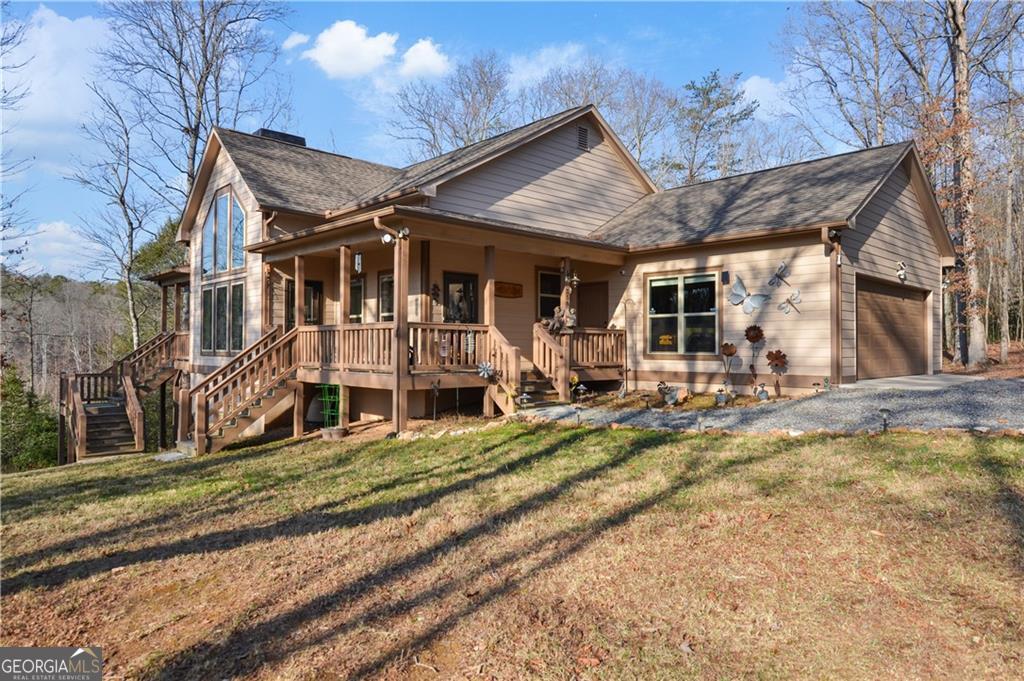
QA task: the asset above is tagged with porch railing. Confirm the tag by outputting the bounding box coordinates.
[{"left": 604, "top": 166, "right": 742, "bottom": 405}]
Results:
[
  {"left": 570, "top": 327, "right": 626, "bottom": 368},
  {"left": 409, "top": 323, "right": 490, "bottom": 371}
]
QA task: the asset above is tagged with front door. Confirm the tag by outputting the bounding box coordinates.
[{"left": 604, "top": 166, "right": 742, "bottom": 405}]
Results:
[
  {"left": 576, "top": 281, "right": 608, "bottom": 328},
  {"left": 443, "top": 272, "right": 478, "bottom": 323}
]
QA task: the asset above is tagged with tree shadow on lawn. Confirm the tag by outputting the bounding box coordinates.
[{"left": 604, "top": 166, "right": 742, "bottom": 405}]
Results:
[
  {"left": 2, "top": 437, "right": 314, "bottom": 519},
  {"left": 145, "top": 432, "right": 805, "bottom": 680},
  {"left": 971, "top": 438, "right": 1024, "bottom": 573},
  {"left": 2, "top": 427, "right": 570, "bottom": 594}
]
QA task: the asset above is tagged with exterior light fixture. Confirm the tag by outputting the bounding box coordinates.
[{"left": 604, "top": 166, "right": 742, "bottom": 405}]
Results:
[
  {"left": 566, "top": 271, "right": 581, "bottom": 288},
  {"left": 896, "top": 261, "right": 908, "bottom": 282},
  {"left": 354, "top": 252, "right": 363, "bottom": 274},
  {"left": 878, "top": 407, "right": 892, "bottom": 432},
  {"left": 380, "top": 232, "right": 395, "bottom": 246}
]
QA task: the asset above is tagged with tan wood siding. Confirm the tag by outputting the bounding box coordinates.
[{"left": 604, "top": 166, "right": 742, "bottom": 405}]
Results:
[
  {"left": 430, "top": 120, "right": 648, "bottom": 238},
  {"left": 841, "top": 165, "right": 942, "bottom": 378},
  {"left": 611, "top": 234, "right": 832, "bottom": 392},
  {"left": 188, "top": 149, "right": 264, "bottom": 381}
]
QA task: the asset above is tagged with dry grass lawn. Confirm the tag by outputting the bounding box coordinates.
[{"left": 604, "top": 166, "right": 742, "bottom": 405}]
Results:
[{"left": 2, "top": 422, "right": 1023, "bottom": 679}]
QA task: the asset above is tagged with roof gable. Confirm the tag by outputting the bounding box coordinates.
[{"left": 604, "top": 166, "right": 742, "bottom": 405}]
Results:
[{"left": 326, "top": 105, "right": 658, "bottom": 219}]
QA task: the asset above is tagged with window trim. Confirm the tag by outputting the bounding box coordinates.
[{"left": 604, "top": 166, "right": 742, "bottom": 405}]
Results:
[
  {"left": 377, "top": 269, "right": 395, "bottom": 323},
  {"left": 536, "top": 267, "right": 562, "bottom": 322},
  {"left": 199, "top": 184, "right": 246, "bottom": 282},
  {"left": 199, "top": 282, "right": 245, "bottom": 356},
  {"left": 349, "top": 275, "right": 365, "bottom": 324},
  {"left": 642, "top": 267, "right": 722, "bottom": 360},
  {"left": 285, "top": 278, "right": 325, "bottom": 329}
]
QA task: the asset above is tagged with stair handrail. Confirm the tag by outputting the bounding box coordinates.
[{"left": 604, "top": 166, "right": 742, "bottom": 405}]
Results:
[
  {"left": 67, "top": 379, "right": 86, "bottom": 462},
  {"left": 195, "top": 327, "right": 298, "bottom": 454},
  {"left": 121, "top": 374, "right": 146, "bottom": 451},
  {"left": 532, "top": 323, "right": 571, "bottom": 402},
  {"left": 488, "top": 325, "right": 521, "bottom": 397},
  {"left": 125, "top": 331, "right": 176, "bottom": 382},
  {"left": 191, "top": 325, "right": 281, "bottom": 398}
]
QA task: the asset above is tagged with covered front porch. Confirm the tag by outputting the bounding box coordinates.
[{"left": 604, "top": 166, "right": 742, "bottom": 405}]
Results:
[{"left": 254, "top": 206, "right": 629, "bottom": 430}]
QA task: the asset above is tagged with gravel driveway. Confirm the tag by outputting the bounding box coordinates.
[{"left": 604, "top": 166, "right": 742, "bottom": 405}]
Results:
[{"left": 530, "top": 378, "right": 1024, "bottom": 434}]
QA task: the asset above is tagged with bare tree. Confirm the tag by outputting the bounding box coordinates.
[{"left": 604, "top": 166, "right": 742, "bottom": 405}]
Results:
[
  {"left": 100, "top": 0, "right": 288, "bottom": 206},
  {"left": 1, "top": 0, "right": 32, "bottom": 264},
  {"left": 393, "top": 52, "right": 516, "bottom": 159},
  {"left": 783, "top": 1, "right": 908, "bottom": 149},
  {"left": 69, "top": 86, "right": 158, "bottom": 349},
  {"left": 662, "top": 70, "right": 758, "bottom": 185},
  {"left": 610, "top": 70, "right": 674, "bottom": 173}
]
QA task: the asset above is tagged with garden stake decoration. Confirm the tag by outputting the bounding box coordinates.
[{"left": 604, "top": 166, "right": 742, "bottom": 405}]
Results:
[
  {"left": 745, "top": 325, "right": 765, "bottom": 395},
  {"left": 756, "top": 383, "right": 770, "bottom": 401},
  {"left": 768, "top": 261, "right": 790, "bottom": 287},
  {"left": 766, "top": 349, "right": 789, "bottom": 396},
  {"left": 721, "top": 342, "right": 737, "bottom": 386},
  {"left": 777, "top": 289, "right": 801, "bottom": 315}
]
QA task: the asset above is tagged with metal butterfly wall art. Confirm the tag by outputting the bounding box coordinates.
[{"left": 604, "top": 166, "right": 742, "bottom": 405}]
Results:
[
  {"left": 768, "top": 261, "right": 790, "bottom": 287},
  {"left": 728, "top": 275, "right": 770, "bottom": 315},
  {"left": 778, "top": 289, "right": 802, "bottom": 315}
]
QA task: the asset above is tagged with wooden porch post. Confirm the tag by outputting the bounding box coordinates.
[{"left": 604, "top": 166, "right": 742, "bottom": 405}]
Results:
[
  {"left": 293, "top": 381, "right": 306, "bottom": 437},
  {"left": 159, "top": 382, "right": 167, "bottom": 449},
  {"left": 294, "top": 255, "right": 305, "bottom": 327},
  {"left": 173, "top": 283, "right": 183, "bottom": 332},
  {"left": 262, "top": 264, "right": 273, "bottom": 331},
  {"left": 339, "top": 245, "right": 351, "bottom": 430},
  {"left": 483, "top": 245, "right": 496, "bottom": 417},
  {"left": 558, "top": 257, "right": 573, "bottom": 402},
  {"left": 420, "top": 240, "right": 431, "bottom": 322},
  {"left": 176, "top": 378, "right": 190, "bottom": 443},
  {"left": 195, "top": 390, "right": 207, "bottom": 456},
  {"left": 160, "top": 285, "right": 169, "bottom": 333},
  {"left": 392, "top": 235, "right": 409, "bottom": 433}
]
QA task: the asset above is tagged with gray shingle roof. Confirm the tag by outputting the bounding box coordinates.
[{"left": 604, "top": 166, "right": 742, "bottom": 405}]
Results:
[
  {"left": 215, "top": 106, "right": 591, "bottom": 217},
  {"left": 214, "top": 127, "right": 400, "bottom": 215},
  {"left": 591, "top": 142, "right": 912, "bottom": 248}
]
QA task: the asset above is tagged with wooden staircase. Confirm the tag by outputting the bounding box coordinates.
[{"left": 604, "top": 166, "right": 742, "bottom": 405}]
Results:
[
  {"left": 191, "top": 327, "right": 299, "bottom": 454},
  {"left": 516, "top": 370, "right": 563, "bottom": 409},
  {"left": 83, "top": 398, "right": 139, "bottom": 456},
  {"left": 62, "top": 331, "right": 182, "bottom": 462}
]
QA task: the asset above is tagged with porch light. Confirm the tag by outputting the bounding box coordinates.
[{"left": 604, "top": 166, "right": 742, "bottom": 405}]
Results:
[
  {"left": 380, "top": 232, "right": 395, "bottom": 246},
  {"left": 354, "top": 252, "right": 363, "bottom": 274},
  {"left": 565, "top": 271, "right": 581, "bottom": 288},
  {"left": 896, "top": 261, "right": 908, "bottom": 282}
]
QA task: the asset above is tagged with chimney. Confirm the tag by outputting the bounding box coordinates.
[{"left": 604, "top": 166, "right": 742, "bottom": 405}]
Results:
[{"left": 253, "top": 128, "right": 306, "bottom": 147}]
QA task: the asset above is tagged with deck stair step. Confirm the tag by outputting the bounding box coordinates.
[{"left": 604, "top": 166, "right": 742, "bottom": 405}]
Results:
[
  {"left": 206, "top": 375, "right": 296, "bottom": 452},
  {"left": 83, "top": 398, "right": 141, "bottom": 456},
  {"left": 515, "top": 371, "right": 565, "bottom": 409}
]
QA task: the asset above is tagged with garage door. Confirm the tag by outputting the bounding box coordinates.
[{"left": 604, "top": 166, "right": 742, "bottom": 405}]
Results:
[{"left": 856, "top": 277, "right": 927, "bottom": 379}]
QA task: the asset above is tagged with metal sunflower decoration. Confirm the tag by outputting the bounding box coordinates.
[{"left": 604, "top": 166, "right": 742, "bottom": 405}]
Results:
[
  {"left": 721, "top": 342, "right": 738, "bottom": 385},
  {"left": 766, "top": 349, "right": 788, "bottom": 370},
  {"left": 766, "top": 349, "right": 788, "bottom": 397},
  {"left": 744, "top": 325, "right": 765, "bottom": 344}
]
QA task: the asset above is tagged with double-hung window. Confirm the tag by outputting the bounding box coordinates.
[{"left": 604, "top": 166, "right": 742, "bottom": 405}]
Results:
[
  {"left": 199, "top": 188, "right": 246, "bottom": 353},
  {"left": 647, "top": 273, "right": 718, "bottom": 354}
]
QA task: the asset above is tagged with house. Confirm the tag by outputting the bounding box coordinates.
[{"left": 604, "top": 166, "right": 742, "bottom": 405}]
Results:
[{"left": 59, "top": 105, "right": 956, "bottom": 460}]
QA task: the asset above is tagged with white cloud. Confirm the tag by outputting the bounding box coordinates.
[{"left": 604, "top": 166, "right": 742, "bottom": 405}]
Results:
[
  {"left": 741, "top": 73, "right": 797, "bottom": 121},
  {"left": 508, "top": 43, "right": 585, "bottom": 91},
  {"left": 301, "top": 20, "right": 397, "bottom": 79},
  {"left": 398, "top": 38, "right": 450, "bottom": 79},
  {"left": 18, "top": 221, "right": 99, "bottom": 278},
  {"left": 4, "top": 6, "right": 109, "bottom": 153},
  {"left": 282, "top": 32, "right": 310, "bottom": 50}
]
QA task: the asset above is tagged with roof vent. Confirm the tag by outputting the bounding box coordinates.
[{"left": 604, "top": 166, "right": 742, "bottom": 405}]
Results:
[
  {"left": 253, "top": 128, "right": 306, "bottom": 147},
  {"left": 577, "top": 125, "right": 590, "bottom": 151}
]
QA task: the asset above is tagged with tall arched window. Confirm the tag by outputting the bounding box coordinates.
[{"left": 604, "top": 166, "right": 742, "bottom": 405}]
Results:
[{"left": 199, "top": 188, "right": 247, "bottom": 354}]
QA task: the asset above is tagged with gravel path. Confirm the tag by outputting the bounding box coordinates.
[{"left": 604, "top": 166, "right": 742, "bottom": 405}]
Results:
[{"left": 530, "top": 378, "right": 1024, "bottom": 434}]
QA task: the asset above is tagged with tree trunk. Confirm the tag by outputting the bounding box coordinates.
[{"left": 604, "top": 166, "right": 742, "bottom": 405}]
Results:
[
  {"left": 124, "top": 270, "right": 141, "bottom": 350},
  {"left": 948, "top": 0, "right": 987, "bottom": 367},
  {"left": 1001, "top": 160, "right": 1014, "bottom": 363}
]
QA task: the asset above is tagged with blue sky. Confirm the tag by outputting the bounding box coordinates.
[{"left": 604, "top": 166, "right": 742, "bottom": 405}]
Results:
[{"left": 4, "top": 1, "right": 795, "bottom": 278}]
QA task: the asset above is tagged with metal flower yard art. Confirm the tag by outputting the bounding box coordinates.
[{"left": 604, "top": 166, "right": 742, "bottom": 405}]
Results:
[
  {"left": 766, "top": 349, "right": 789, "bottom": 397},
  {"left": 745, "top": 325, "right": 766, "bottom": 395}
]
